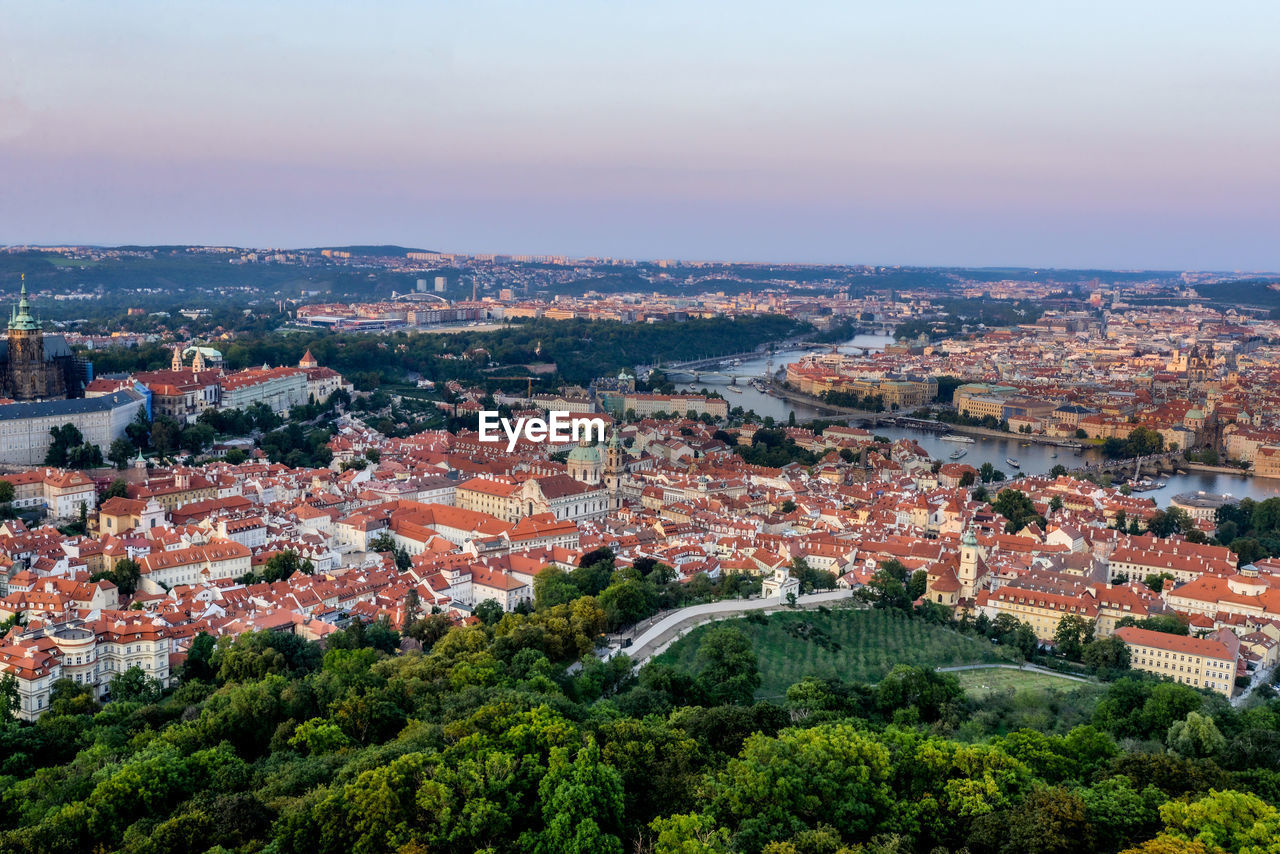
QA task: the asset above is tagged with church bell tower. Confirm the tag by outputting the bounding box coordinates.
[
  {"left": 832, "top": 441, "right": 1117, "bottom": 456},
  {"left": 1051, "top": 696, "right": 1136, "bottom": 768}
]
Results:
[
  {"left": 958, "top": 527, "right": 980, "bottom": 599},
  {"left": 604, "top": 429, "right": 625, "bottom": 508}
]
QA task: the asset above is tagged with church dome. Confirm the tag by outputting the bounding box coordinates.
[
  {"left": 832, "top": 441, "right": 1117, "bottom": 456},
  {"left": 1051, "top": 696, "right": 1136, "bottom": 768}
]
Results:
[{"left": 567, "top": 442, "right": 602, "bottom": 465}]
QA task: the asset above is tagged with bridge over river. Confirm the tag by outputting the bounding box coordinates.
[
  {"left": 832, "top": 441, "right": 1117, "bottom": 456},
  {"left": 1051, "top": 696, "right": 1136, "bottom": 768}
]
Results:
[{"left": 1052, "top": 450, "right": 1186, "bottom": 481}]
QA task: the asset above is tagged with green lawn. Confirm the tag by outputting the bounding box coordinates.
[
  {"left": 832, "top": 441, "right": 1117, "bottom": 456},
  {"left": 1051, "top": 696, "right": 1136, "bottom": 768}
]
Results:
[
  {"left": 952, "top": 665, "right": 1108, "bottom": 733},
  {"left": 657, "top": 607, "right": 1018, "bottom": 699},
  {"left": 952, "top": 666, "right": 1095, "bottom": 699}
]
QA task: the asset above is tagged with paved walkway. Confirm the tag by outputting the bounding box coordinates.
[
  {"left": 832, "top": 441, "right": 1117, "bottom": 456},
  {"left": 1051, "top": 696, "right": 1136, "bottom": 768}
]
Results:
[
  {"left": 608, "top": 590, "right": 857, "bottom": 664},
  {"left": 1231, "top": 663, "right": 1277, "bottom": 707}
]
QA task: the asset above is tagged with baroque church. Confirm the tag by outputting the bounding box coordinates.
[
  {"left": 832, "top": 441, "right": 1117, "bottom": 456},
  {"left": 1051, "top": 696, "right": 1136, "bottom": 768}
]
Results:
[
  {"left": 0, "top": 277, "right": 86, "bottom": 402},
  {"left": 566, "top": 429, "right": 627, "bottom": 509},
  {"left": 924, "top": 527, "right": 990, "bottom": 610}
]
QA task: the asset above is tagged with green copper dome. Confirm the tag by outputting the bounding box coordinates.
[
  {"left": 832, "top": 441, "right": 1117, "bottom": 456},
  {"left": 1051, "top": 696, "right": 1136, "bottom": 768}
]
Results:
[{"left": 567, "top": 442, "right": 602, "bottom": 465}]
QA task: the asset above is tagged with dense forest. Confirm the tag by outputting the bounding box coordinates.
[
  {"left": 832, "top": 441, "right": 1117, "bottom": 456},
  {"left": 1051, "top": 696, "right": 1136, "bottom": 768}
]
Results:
[
  {"left": 4, "top": 554, "right": 1280, "bottom": 854},
  {"left": 85, "top": 315, "right": 804, "bottom": 390},
  {"left": 1216, "top": 497, "right": 1280, "bottom": 564}
]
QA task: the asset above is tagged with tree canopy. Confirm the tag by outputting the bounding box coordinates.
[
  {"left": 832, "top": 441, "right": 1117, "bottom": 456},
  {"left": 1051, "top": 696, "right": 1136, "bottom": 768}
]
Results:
[{"left": 0, "top": 586, "right": 1277, "bottom": 854}]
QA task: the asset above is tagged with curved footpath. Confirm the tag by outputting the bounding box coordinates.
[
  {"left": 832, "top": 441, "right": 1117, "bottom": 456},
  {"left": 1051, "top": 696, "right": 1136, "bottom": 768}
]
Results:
[
  {"left": 936, "top": 662, "right": 1092, "bottom": 683},
  {"left": 606, "top": 590, "right": 857, "bottom": 664}
]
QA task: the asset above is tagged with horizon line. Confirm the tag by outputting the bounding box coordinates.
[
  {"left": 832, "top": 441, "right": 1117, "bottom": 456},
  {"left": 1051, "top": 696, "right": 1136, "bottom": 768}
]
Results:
[{"left": 5, "top": 243, "right": 1280, "bottom": 278}]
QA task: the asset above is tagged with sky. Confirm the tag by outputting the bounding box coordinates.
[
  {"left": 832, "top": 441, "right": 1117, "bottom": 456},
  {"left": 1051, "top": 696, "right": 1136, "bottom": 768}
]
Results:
[{"left": 2, "top": 1, "right": 1278, "bottom": 269}]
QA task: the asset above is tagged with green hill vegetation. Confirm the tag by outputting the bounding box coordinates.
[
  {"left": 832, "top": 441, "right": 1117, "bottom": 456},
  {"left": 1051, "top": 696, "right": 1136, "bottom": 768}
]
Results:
[
  {"left": 3, "top": 571, "right": 1280, "bottom": 853},
  {"left": 86, "top": 314, "right": 804, "bottom": 391}
]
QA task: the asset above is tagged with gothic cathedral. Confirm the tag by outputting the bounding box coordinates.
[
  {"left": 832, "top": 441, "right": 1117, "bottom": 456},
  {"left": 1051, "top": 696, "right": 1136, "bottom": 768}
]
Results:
[{"left": 0, "top": 276, "right": 82, "bottom": 401}]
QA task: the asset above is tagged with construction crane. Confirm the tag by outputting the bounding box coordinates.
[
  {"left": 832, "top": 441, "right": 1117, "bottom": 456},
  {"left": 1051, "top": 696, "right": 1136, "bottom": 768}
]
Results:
[{"left": 487, "top": 376, "right": 538, "bottom": 399}]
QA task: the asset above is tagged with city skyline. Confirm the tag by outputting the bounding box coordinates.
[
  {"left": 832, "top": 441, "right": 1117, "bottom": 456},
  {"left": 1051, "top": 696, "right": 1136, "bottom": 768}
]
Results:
[
  {"left": 6, "top": 7, "right": 1280, "bottom": 850},
  {"left": 2, "top": 1, "right": 1278, "bottom": 270}
]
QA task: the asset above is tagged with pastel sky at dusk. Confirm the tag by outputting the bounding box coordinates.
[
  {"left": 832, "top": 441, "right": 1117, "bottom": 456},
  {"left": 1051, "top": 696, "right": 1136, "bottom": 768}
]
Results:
[{"left": 2, "top": 1, "right": 1278, "bottom": 269}]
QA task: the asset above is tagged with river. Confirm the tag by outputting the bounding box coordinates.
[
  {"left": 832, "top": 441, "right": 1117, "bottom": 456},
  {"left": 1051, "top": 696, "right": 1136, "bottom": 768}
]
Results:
[
  {"left": 680, "top": 333, "right": 1280, "bottom": 508},
  {"left": 677, "top": 333, "right": 896, "bottom": 423}
]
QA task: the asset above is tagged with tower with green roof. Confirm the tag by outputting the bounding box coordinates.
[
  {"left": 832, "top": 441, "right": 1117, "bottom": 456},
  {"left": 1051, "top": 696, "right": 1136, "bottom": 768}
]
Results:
[{"left": 6, "top": 275, "right": 58, "bottom": 400}]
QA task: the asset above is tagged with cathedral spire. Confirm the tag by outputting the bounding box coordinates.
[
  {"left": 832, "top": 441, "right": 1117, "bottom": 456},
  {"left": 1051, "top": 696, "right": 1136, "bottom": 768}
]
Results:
[{"left": 9, "top": 273, "right": 40, "bottom": 332}]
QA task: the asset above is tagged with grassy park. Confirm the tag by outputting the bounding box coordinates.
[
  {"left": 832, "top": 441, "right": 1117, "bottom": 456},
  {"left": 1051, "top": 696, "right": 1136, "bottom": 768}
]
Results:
[
  {"left": 656, "top": 606, "right": 1018, "bottom": 699},
  {"left": 952, "top": 666, "right": 1095, "bottom": 698},
  {"left": 950, "top": 665, "right": 1108, "bottom": 734}
]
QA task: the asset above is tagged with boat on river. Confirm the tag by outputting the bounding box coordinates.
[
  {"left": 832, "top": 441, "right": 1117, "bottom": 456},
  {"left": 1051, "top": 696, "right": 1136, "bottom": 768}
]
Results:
[
  {"left": 1006, "top": 458, "right": 1020, "bottom": 468},
  {"left": 940, "top": 434, "right": 976, "bottom": 444},
  {"left": 949, "top": 449, "right": 967, "bottom": 460}
]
